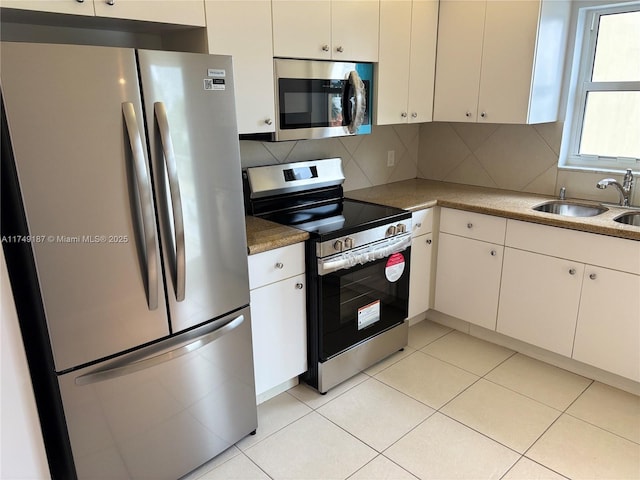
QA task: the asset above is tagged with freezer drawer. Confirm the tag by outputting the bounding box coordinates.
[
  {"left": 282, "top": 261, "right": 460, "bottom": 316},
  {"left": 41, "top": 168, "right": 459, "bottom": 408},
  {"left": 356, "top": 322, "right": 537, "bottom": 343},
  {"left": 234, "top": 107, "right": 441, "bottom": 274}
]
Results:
[{"left": 58, "top": 307, "right": 257, "bottom": 480}]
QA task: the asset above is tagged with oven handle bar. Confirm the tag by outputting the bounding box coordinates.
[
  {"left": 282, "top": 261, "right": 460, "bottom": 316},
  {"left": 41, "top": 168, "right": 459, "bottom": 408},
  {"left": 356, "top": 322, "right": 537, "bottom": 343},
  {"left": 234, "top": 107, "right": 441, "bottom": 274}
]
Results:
[{"left": 317, "top": 234, "right": 411, "bottom": 276}]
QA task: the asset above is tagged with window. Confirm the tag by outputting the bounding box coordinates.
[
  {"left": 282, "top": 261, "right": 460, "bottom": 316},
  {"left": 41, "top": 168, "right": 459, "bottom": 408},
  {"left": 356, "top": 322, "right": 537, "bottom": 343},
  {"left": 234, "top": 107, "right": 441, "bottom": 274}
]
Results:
[{"left": 561, "top": 2, "right": 640, "bottom": 172}]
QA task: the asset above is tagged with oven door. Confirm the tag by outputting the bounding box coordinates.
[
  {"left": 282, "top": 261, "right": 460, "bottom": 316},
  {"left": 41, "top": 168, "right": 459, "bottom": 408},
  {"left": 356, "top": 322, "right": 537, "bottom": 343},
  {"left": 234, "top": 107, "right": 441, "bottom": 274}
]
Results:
[
  {"left": 274, "top": 58, "right": 372, "bottom": 141},
  {"left": 317, "top": 245, "right": 410, "bottom": 361}
]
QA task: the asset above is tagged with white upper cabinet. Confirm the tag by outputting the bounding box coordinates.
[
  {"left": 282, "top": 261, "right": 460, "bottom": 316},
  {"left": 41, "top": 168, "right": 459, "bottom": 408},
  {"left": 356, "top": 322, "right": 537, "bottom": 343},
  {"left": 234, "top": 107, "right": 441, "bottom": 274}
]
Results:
[
  {"left": 272, "top": 0, "right": 379, "bottom": 61},
  {"left": 434, "top": 0, "right": 570, "bottom": 124},
  {"left": 1, "top": 0, "right": 206, "bottom": 26},
  {"left": 94, "top": 0, "right": 205, "bottom": 25},
  {"left": 205, "top": 0, "right": 275, "bottom": 134},
  {"left": 0, "top": 0, "right": 94, "bottom": 15},
  {"left": 376, "top": 0, "right": 438, "bottom": 125}
]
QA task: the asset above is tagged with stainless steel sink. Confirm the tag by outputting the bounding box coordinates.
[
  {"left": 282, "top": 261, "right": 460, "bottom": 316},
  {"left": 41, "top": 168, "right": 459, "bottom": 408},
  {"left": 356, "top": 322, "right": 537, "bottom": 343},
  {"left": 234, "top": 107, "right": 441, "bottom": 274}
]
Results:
[
  {"left": 614, "top": 212, "right": 640, "bottom": 226},
  {"left": 533, "top": 201, "right": 608, "bottom": 217}
]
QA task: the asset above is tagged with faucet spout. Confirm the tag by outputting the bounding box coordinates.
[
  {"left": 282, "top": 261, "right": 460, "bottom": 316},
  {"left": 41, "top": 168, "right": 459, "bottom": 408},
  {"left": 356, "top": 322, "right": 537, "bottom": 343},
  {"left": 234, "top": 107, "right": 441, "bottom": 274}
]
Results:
[{"left": 596, "top": 169, "right": 634, "bottom": 207}]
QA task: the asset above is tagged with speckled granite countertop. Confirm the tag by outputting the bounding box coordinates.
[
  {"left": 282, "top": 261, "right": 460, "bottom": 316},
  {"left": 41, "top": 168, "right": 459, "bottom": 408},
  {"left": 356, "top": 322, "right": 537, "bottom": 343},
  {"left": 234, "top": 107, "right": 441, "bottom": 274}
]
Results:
[
  {"left": 245, "top": 215, "right": 309, "bottom": 255},
  {"left": 346, "top": 179, "right": 640, "bottom": 241}
]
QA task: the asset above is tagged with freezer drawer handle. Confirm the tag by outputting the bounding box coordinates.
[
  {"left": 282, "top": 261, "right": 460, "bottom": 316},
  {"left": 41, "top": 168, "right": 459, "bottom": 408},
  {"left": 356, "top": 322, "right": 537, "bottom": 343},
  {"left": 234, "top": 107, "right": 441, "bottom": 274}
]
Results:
[
  {"left": 122, "top": 102, "right": 158, "bottom": 311},
  {"left": 154, "top": 102, "right": 186, "bottom": 302},
  {"left": 75, "top": 314, "right": 245, "bottom": 386}
]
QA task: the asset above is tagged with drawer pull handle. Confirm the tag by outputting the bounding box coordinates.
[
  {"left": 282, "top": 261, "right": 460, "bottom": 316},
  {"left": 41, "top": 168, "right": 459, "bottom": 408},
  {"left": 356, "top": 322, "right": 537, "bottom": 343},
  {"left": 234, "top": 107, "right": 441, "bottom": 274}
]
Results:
[
  {"left": 415, "top": 222, "right": 422, "bottom": 228},
  {"left": 569, "top": 268, "right": 576, "bottom": 275},
  {"left": 467, "top": 223, "right": 473, "bottom": 229},
  {"left": 275, "top": 262, "right": 284, "bottom": 269},
  {"left": 426, "top": 239, "right": 432, "bottom": 245},
  {"left": 490, "top": 249, "right": 497, "bottom": 256},
  {"left": 589, "top": 273, "right": 597, "bottom": 280},
  {"left": 295, "top": 283, "right": 304, "bottom": 290}
]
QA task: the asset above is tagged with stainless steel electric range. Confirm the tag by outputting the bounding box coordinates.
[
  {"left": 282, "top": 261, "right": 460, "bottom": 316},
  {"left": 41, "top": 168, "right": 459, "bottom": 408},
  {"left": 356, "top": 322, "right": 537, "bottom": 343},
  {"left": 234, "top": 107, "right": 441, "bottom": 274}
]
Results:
[{"left": 244, "top": 158, "right": 411, "bottom": 393}]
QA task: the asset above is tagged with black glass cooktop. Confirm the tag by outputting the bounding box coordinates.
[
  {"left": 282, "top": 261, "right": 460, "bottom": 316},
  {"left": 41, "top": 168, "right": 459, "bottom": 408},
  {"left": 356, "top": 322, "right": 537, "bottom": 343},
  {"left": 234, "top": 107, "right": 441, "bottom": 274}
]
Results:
[{"left": 261, "top": 198, "right": 410, "bottom": 238}]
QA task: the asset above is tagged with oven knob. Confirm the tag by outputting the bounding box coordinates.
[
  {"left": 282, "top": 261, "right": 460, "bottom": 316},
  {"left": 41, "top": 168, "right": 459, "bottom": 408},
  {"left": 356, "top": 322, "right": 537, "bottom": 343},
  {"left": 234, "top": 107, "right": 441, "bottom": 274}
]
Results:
[
  {"left": 386, "top": 225, "right": 397, "bottom": 236},
  {"left": 333, "top": 240, "right": 343, "bottom": 252},
  {"left": 396, "top": 223, "right": 406, "bottom": 234},
  {"left": 344, "top": 237, "right": 353, "bottom": 249}
]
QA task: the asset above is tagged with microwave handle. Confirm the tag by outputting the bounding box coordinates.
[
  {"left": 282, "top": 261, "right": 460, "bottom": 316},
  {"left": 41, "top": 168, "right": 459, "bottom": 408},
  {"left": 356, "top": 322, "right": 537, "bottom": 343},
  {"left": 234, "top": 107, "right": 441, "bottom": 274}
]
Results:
[{"left": 347, "top": 70, "right": 366, "bottom": 134}]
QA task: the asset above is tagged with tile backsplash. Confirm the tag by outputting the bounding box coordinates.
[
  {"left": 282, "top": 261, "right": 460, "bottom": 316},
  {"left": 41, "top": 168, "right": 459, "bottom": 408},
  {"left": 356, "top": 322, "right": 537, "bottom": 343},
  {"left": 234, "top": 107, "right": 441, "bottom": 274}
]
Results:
[
  {"left": 239, "top": 122, "right": 638, "bottom": 206},
  {"left": 239, "top": 124, "right": 420, "bottom": 192},
  {"left": 416, "top": 122, "right": 639, "bottom": 206}
]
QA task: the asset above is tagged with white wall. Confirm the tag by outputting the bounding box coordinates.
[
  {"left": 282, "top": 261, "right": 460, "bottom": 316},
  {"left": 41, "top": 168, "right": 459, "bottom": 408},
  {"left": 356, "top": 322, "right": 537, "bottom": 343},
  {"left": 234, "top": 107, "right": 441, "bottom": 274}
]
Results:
[{"left": 0, "top": 250, "right": 50, "bottom": 480}]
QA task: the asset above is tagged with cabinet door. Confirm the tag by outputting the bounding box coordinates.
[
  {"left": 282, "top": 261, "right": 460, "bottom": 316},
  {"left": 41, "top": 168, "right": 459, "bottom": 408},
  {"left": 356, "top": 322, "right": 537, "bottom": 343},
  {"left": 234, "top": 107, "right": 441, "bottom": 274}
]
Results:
[
  {"left": 0, "top": 0, "right": 94, "bottom": 15},
  {"left": 376, "top": 0, "right": 411, "bottom": 125},
  {"left": 205, "top": 0, "right": 275, "bottom": 134},
  {"left": 477, "top": 0, "right": 539, "bottom": 123},
  {"left": 332, "top": 0, "right": 379, "bottom": 61},
  {"left": 408, "top": 232, "right": 433, "bottom": 318},
  {"left": 497, "top": 248, "right": 583, "bottom": 357},
  {"left": 272, "top": 0, "right": 331, "bottom": 59},
  {"left": 435, "top": 233, "right": 503, "bottom": 330},
  {"left": 574, "top": 267, "right": 640, "bottom": 382},
  {"left": 250, "top": 274, "right": 307, "bottom": 396},
  {"left": 407, "top": 0, "right": 438, "bottom": 123},
  {"left": 433, "top": 0, "right": 485, "bottom": 122},
  {"left": 94, "top": 0, "right": 205, "bottom": 26}
]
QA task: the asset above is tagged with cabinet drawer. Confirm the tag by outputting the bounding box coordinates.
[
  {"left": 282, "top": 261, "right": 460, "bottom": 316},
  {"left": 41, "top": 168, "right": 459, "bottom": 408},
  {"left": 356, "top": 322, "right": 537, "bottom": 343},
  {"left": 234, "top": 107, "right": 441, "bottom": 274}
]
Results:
[
  {"left": 411, "top": 208, "right": 434, "bottom": 237},
  {"left": 505, "top": 220, "right": 640, "bottom": 275},
  {"left": 248, "top": 243, "right": 305, "bottom": 290},
  {"left": 440, "top": 208, "right": 506, "bottom": 244}
]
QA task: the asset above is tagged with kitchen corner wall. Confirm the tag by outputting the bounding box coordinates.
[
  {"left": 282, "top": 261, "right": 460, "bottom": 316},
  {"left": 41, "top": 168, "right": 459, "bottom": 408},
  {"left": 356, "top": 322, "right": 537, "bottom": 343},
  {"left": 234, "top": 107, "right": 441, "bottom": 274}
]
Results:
[
  {"left": 239, "top": 124, "right": 420, "bottom": 192},
  {"left": 416, "top": 122, "right": 640, "bottom": 206}
]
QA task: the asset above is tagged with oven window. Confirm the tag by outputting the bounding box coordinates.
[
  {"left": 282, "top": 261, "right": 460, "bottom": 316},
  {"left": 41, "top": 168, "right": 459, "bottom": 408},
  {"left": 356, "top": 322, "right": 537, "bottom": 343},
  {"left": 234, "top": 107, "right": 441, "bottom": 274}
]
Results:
[{"left": 319, "top": 251, "right": 410, "bottom": 360}]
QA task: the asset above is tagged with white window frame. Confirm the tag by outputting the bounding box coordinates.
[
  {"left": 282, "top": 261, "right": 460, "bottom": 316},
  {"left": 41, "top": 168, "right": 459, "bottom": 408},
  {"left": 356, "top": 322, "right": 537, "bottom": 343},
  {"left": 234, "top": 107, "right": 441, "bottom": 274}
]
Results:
[{"left": 560, "top": 1, "right": 640, "bottom": 173}]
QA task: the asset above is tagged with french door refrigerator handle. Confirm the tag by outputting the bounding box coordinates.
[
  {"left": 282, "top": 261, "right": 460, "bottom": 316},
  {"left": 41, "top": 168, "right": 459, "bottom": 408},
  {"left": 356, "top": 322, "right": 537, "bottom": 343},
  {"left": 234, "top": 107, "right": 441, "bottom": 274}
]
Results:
[
  {"left": 154, "top": 102, "right": 186, "bottom": 302},
  {"left": 75, "top": 314, "right": 245, "bottom": 386},
  {"left": 122, "top": 102, "right": 158, "bottom": 310}
]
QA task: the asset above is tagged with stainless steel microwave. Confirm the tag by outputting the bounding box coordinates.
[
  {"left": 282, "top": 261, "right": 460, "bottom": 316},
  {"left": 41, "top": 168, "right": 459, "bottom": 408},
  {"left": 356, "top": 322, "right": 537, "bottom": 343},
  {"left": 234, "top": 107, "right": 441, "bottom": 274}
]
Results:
[{"left": 271, "top": 58, "right": 373, "bottom": 141}]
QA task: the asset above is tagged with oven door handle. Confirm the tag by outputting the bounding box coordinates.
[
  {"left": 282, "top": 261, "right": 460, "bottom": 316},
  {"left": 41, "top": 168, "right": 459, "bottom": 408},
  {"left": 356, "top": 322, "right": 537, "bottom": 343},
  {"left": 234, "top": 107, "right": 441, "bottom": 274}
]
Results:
[
  {"left": 318, "top": 235, "right": 411, "bottom": 276},
  {"left": 346, "top": 70, "right": 366, "bottom": 134}
]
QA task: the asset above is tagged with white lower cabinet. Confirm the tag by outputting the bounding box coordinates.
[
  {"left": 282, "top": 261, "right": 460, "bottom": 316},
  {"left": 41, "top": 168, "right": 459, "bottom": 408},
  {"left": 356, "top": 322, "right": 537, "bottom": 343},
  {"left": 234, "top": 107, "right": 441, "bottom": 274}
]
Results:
[
  {"left": 497, "top": 219, "right": 640, "bottom": 382},
  {"left": 434, "top": 208, "right": 506, "bottom": 330},
  {"left": 574, "top": 266, "right": 640, "bottom": 382},
  {"left": 248, "top": 243, "right": 307, "bottom": 397},
  {"left": 497, "top": 247, "right": 583, "bottom": 357},
  {"left": 408, "top": 209, "right": 434, "bottom": 318},
  {"left": 435, "top": 232, "right": 503, "bottom": 329}
]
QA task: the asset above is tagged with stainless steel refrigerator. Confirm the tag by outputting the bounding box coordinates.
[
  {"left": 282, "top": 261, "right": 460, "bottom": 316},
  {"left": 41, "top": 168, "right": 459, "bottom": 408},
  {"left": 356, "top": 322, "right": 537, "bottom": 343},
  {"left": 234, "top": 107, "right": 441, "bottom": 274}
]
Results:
[{"left": 1, "top": 42, "right": 257, "bottom": 479}]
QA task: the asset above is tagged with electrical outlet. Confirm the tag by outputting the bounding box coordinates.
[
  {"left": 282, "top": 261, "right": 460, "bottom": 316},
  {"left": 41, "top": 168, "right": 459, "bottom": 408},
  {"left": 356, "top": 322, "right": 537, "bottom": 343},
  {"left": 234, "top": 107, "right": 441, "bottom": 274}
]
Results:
[{"left": 387, "top": 150, "right": 395, "bottom": 167}]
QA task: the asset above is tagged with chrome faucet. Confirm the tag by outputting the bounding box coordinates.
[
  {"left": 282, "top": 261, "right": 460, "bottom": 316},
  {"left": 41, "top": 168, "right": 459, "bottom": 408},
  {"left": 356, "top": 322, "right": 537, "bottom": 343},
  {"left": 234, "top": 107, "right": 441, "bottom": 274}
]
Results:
[{"left": 596, "top": 168, "right": 634, "bottom": 207}]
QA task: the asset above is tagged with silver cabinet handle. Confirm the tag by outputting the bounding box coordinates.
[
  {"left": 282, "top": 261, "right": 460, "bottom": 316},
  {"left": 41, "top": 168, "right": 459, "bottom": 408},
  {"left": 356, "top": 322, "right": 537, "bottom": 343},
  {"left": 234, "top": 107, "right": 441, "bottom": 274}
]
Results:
[
  {"left": 481, "top": 112, "right": 487, "bottom": 118},
  {"left": 76, "top": 0, "right": 84, "bottom": 3},
  {"left": 467, "top": 223, "right": 473, "bottom": 229},
  {"left": 401, "top": 112, "right": 408, "bottom": 118},
  {"left": 122, "top": 102, "right": 158, "bottom": 311},
  {"left": 569, "top": 268, "right": 576, "bottom": 275},
  {"left": 75, "top": 314, "right": 244, "bottom": 385},
  {"left": 411, "top": 112, "right": 418, "bottom": 118},
  {"left": 490, "top": 249, "right": 497, "bottom": 256},
  {"left": 265, "top": 118, "right": 273, "bottom": 125},
  {"left": 154, "top": 102, "right": 185, "bottom": 302},
  {"left": 415, "top": 222, "right": 422, "bottom": 228},
  {"left": 322, "top": 44, "right": 330, "bottom": 52},
  {"left": 465, "top": 112, "right": 472, "bottom": 118},
  {"left": 336, "top": 46, "right": 344, "bottom": 53},
  {"left": 106, "top": 0, "right": 115, "bottom": 4},
  {"left": 275, "top": 262, "right": 284, "bottom": 269},
  {"left": 426, "top": 239, "right": 432, "bottom": 245},
  {"left": 295, "top": 283, "right": 304, "bottom": 290},
  {"left": 589, "top": 273, "right": 597, "bottom": 280}
]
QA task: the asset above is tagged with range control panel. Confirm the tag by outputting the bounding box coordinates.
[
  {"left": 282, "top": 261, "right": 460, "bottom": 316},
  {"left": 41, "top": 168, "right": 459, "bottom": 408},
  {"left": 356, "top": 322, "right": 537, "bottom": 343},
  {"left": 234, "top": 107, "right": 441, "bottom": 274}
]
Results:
[{"left": 316, "top": 219, "right": 412, "bottom": 258}]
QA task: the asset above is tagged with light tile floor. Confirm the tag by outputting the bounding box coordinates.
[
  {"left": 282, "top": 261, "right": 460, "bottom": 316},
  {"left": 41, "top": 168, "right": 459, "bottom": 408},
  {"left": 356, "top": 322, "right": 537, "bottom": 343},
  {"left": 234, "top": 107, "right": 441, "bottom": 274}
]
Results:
[{"left": 186, "top": 321, "right": 640, "bottom": 480}]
